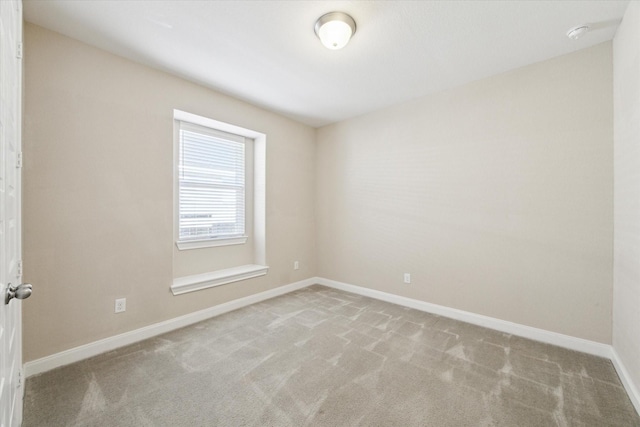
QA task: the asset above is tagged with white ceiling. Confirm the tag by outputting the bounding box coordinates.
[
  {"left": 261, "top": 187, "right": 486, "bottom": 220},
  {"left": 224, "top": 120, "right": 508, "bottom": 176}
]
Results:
[{"left": 23, "top": 0, "right": 629, "bottom": 127}]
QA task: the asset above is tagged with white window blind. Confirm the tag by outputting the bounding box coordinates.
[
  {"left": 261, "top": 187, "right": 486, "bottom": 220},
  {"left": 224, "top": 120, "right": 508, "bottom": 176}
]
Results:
[{"left": 178, "top": 121, "right": 246, "bottom": 242}]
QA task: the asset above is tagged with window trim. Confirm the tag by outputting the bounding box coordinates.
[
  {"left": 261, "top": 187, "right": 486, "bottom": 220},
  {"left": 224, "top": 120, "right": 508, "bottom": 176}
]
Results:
[
  {"left": 172, "top": 110, "right": 268, "bottom": 295},
  {"left": 174, "top": 110, "right": 259, "bottom": 251},
  {"left": 171, "top": 264, "right": 269, "bottom": 295},
  {"left": 175, "top": 236, "right": 248, "bottom": 251}
]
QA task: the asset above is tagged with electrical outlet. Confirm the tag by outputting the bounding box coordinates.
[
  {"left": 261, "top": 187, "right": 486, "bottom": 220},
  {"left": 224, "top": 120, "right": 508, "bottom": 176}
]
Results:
[
  {"left": 294, "top": 261, "right": 299, "bottom": 270},
  {"left": 403, "top": 273, "right": 411, "bottom": 284},
  {"left": 115, "top": 298, "right": 126, "bottom": 313}
]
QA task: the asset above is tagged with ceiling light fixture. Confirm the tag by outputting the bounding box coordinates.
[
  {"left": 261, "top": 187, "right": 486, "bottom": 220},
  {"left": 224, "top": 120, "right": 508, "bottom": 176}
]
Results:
[
  {"left": 566, "top": 25, "right": 590, "bottom": 40},
  {"left": 314, "top": 12, "right": 356, "bottom": 50}
]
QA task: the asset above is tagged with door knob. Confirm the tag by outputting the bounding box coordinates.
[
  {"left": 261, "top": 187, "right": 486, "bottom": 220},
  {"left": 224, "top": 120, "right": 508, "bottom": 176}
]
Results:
[{"left": 5, "top": 283, "right": 32, "bottom": 304}]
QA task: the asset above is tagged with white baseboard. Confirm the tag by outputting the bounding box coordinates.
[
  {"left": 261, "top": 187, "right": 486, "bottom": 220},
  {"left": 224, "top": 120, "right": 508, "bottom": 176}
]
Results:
[
  {"left": 315, "top": 277, "right": 612, "bottom": 358},
  {"left": 24, "top": 277, "right": 315, "bottom": 378},
  {"left": 610, "top": 348, "right": 640, "bottom": 415},
  {"left": 316, "top": 277, "right": 640, "bottom": 415}
]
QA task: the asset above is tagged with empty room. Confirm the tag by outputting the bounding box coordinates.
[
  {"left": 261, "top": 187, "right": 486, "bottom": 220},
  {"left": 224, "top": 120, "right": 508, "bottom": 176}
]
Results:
[{"left": 0, "top": 0, "right": 639, "bottom": 425}]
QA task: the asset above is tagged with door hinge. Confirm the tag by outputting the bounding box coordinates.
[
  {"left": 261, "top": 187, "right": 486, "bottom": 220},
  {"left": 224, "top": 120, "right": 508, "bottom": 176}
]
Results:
[
  {"left": 17, "top": 260, "right": 23, "bottom": 277},
  {"left": 16, "top": 151, "right": 22, "bottom": 168},
  {"left": 17, "top": 42, "right": 22, "bottom": 59},
  {"left": 17, "top": 369, "right": 23, "bottom": 389}
]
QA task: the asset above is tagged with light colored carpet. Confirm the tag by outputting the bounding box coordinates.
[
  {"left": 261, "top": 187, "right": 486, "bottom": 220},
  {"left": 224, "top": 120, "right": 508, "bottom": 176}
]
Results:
[{"left": 24, "top": 285, "right": 639, "bottom": 426}]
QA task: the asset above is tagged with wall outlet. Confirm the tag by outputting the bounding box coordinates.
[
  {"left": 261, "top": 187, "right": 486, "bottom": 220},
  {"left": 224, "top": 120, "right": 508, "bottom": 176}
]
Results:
[
  {"left": 294, "top": 261, "right": 299, "bottom": 270},
  {"left": 403, "top": 273, "right": 411, "bottom": 284},
  {"left": 115, "top": 298, "right": 126, "bottom": 313}
]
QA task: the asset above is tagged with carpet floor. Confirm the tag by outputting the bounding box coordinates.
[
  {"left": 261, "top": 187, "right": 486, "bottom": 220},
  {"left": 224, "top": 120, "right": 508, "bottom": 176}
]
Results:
[{"left": 24, "top": 285, "right": 639, "bottom": 426}]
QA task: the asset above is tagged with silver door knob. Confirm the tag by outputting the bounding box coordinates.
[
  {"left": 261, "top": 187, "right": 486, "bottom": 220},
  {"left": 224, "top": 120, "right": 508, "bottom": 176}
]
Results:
[{"left": 5, "top": 283, "right": 32, "bottom": 304}]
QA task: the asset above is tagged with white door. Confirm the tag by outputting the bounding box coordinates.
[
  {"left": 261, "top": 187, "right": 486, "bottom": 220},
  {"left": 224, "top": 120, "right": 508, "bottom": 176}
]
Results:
[{"left": 0, "top": 0, "right": 24, "bottom": 426}]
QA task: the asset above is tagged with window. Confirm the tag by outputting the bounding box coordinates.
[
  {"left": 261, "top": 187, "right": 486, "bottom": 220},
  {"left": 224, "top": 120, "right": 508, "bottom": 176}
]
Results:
[
  {"left": 177, "top": 122, "right": 247, "bottom": 247},
  {"left": 172, "top": 110, "right": 268, "bottom": 294}
]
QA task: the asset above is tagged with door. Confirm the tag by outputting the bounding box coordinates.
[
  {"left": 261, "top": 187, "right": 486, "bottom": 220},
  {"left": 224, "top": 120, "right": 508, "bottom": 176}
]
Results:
[{"left": 0, "top": 0, "right": 23, "bottom": 426}]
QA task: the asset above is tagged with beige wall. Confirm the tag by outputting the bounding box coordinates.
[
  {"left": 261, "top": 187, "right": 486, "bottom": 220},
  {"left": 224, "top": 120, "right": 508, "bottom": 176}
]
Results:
[
  {"left": 613, "top": 1, "right": 640, "bottom": 398},
  {"left": 317, "top": 43, "right": 613, "bottom": 344},
  {"left": 22, "top": 23, "right": 316, "bottom": 362},
  {"left": 23, "top": 20, "right": 618, "bottom": 362}
]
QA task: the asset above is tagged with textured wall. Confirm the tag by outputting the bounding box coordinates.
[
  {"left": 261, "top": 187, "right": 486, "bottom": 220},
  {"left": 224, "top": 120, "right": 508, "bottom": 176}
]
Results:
[
  {"left": 22, "top": 24, "right": 316, "bottom": 362},
  {"left": 613, "top": 0, "right": 640, "bottom": 401},
  {"left": 317, "top": 43, "right": 613, "bottom": 344}
]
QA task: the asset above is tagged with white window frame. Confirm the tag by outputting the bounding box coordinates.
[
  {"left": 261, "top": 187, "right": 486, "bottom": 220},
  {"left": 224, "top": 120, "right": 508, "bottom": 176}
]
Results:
[
  {"left": 174, "top": 111, "right": 254, "bottom": 250},
  {"left": 172, "top": 110, "right": 267, "bottom": 295}
]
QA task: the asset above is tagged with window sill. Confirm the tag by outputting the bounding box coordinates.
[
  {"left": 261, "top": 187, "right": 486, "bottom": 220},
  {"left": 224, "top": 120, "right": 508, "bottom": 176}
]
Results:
[
  {"left": 176, "top": 236, "right": 248, "bottom": 250},
  {"left": 171, "top": 264, "right": 269, "bottom": 296}
]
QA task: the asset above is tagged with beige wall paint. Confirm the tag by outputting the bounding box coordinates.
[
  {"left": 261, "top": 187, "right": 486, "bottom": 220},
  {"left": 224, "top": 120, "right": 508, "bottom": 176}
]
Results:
[
  {"left": 317, "top": 43, "right": 613, "bottom": 344},
  {"left": 613, "top": 1, "right": 640, "bottom": 397},
  {"left": 23, "top": 20, "right": 619, "bottom": 363},
  {"left": 22, "top": 23, "right": 316, "bottom": 362}
]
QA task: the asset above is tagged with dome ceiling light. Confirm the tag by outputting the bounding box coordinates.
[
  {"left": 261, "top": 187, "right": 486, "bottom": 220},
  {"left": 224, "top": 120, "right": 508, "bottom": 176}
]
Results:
[
  {"left": 566, "top": 25, "right": 590, "bottom": 40},
  {"left": 314, "top": 12, "right": 356, "bottom": 50}
]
